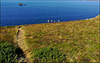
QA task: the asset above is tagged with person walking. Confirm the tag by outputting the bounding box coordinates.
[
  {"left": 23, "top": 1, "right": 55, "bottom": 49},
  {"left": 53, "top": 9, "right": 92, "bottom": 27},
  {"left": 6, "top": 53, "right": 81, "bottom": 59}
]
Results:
[
  {"left": 47, "top": 20, "right": 49, "bottom": 23},
  {"left": 54, "top": 20, "right": 55, "bottom": 23},
  {"left": 51, "top": 20, "right": 53, "bottom": 23},
  {"left": 58, "top": 20, "right": 60, "bottom": 22}
]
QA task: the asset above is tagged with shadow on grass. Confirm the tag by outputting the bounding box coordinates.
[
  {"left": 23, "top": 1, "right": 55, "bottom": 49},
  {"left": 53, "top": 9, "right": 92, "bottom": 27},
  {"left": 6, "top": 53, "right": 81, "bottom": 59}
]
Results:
[{"left": 16, "top": 47, "right": 25, "bottom": 58}]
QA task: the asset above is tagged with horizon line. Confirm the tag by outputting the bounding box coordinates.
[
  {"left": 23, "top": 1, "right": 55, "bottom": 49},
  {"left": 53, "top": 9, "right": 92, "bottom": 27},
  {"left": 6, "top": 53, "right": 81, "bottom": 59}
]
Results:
[{"left": 1, "top": 0, "right": 98, "bottom": 2}]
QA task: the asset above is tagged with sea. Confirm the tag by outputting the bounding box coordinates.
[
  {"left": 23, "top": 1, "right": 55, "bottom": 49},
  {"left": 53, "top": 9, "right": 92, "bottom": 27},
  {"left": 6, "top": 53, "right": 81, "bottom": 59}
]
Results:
[{"left": 1, "top": 1, "right": 99, "bottom": 26}]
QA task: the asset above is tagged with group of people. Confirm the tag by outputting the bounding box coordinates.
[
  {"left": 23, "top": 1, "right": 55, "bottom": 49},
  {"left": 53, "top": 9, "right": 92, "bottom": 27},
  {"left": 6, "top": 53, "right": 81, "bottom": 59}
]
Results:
[{"left": 47, "top": 20, "right": 60, "bottom": 23}]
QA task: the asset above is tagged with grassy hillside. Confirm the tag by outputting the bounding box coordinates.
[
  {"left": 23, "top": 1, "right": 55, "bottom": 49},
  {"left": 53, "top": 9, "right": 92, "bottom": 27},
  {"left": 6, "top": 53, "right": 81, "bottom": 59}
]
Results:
[
  {"left": 0, "top": 26, "right": 20, "bottom": 63},
  {"left": 0, "top": 26, "right": 16, "bottom": 44},
  {"left": 23, "top": 15, "right": 100, "bottom": 62}
]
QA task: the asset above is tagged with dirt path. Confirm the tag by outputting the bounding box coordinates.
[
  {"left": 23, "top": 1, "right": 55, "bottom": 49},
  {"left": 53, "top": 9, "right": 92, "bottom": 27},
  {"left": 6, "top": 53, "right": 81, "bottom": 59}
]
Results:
[{"left": 15, "top": 26, "right": 31, "bottom": 63}]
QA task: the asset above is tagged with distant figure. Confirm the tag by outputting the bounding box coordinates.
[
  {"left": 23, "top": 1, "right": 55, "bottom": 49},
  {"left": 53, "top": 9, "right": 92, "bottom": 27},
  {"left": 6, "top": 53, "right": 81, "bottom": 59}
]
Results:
[
  {"left": 54, "top": 20, "right": 55, "bottom": 23},
  {"left": 58, "top": 20, "right": 60, "bottom": 22},
  {"left": 51, "top": 20, "right": 53, "bottom": 23},
  {"left": 18, "top": 26, "right": 21, "bottom": 29},
  {"left": 47, "top": 20, "right": 49, "bottom": 23}
]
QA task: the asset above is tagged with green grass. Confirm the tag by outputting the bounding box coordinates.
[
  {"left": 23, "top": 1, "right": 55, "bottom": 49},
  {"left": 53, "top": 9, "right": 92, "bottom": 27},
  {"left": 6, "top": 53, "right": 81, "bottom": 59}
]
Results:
[
  {"left": 32, "top": 47, "right": 66, "bottom": 63},
  {"left": 0, "top": 42, "right": 18, "bottom": 63},
  {"left": 23, "top": 15, "right": 100, "bottom": 62}
]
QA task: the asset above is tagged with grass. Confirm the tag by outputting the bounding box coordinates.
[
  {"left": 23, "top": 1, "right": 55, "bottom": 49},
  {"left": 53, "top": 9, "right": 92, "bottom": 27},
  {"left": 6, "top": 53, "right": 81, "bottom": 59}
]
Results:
[
  {"left": 0, "top": 42, "right": 18, "bottom": 63},
  {"left": 0, "top": 26, "right": 21, "bottom": 62},
  {"left": 32, "top": 47, "right": 66, "bottom": 63},
  {"left": 0, "top": 26, "right": 17, "bottom": 44},
  {"left": 23, "top": 15, "right": 100, "bottom": 62}
]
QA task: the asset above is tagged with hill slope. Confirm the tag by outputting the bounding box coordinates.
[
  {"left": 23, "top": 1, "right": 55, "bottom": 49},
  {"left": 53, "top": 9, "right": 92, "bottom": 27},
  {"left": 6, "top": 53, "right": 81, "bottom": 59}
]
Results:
[{"left": 22, "top": 15, "right": 100, "bottom": 62}]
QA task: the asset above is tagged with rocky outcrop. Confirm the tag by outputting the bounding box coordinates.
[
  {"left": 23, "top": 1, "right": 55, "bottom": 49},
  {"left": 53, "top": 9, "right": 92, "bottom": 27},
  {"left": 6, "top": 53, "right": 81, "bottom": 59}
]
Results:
[
  {"left": 19, "top": 3, "right": 23, "bottom": 6},
  {"left": 25, "top": 4, "right": 26, "bottom": 6}
]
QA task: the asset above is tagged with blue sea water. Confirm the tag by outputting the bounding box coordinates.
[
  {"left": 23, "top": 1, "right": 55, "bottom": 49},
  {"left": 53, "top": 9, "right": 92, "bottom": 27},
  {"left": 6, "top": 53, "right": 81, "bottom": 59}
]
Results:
[{"left": 1, "top": 1, "right": 99, "bottom": 26}]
